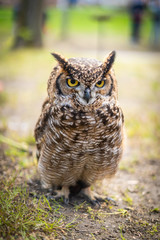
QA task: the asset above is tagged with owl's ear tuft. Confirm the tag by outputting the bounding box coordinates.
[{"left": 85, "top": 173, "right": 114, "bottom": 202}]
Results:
[
  {"left": 51, "top": 52, "right": 69, "bottom": 70},
  {"left": 103, "top": 51, "right": 116, "bottom": 73}
]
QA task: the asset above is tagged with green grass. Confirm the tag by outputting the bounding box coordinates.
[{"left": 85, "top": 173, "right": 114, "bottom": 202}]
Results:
[
  {"left": 150, "top": 207, "right": 160, "bottom": 213},
  {"left": 46, "top": 6, "right": 130, "bottom": 35},
  {"left": 0, "top": 48, "right": 53, "bottom": 80},
  {"left": 46, "top": 5, "right": 151, "bottom": 38},
  {"left": 0, "top": 7, "right": 12, "bottom": 34},
  {"left": 119, "top": 225, "right": 126, "bottom": 240},
  {"left": 0, "top": 91, "right": 8, "bottom": 106},
  {"left": 0, "top": 177, "right": 75, "bottom": 239},
  {"left": 122, "top": 191, "right": 133, "bottom": 207},
  {"left": 148, "top": 224, "right": 158, "bottom": 236}
]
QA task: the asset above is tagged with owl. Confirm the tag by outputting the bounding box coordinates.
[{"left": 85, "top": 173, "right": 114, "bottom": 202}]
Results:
[{"left": 34, "top": 51, "right": 124, "bottom": 205}]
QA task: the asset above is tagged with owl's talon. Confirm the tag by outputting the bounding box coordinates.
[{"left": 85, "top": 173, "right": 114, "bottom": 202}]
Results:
[
  {"left": 83, "top": 195, "right": 100, "bottom": 207},
  {"left": 92, "top": 199, "right": 101, "bottom": 207},
  {"left": 105, "top": 197, "right": 117, "bottom": 205},
  {"left": 64, "top": 197, "right": 69, "bottom": 205},
  {"left": 49, "top": 186, "right": 70, "bottom": 204},
  {"left": 46, "top": 195, "right": 56, "bottom": 201},
  {"left": 81, "top": 187, "right": 102, "bottom": 207},
  {"left": 52, "top": 191, "right": 57, "bottom": 196},
  {"left": 81, "top": 187, "right": 116, "bottom": 207},
  {"left": 54, "top": 195, "right": 62, "bottom": 201},
  {"left": 54, "top": 196, "right": 69, "bottom": 205},
  {"left": 94, "top": 196, "right": 117, "bottom": 206}
]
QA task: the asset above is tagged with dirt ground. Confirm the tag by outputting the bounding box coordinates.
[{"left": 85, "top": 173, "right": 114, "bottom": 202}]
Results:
[{"left": 0, "top": 47, "right": 160, "bottom": 240}]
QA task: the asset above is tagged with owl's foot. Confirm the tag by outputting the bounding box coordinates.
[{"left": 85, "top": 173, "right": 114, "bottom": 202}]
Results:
[
  {"left": 51, "top": 186, "right": 70, "bottom": 204},
  {"left": 81, "top": 187, "right": 116, "bottom": 207}
]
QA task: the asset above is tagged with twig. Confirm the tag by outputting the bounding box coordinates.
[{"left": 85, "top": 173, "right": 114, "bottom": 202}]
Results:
[{"left": 0, "top": 134, "right": 32, "bottom": 155}]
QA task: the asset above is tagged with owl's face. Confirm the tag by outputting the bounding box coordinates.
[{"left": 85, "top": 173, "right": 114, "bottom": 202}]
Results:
[{"left": 50, "top": 51, "right": 117, "bottom": 108}]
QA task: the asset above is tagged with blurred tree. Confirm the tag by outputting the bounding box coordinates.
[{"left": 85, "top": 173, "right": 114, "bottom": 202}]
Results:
[{"left": 12, "top": 0, "right": 44, "bottom": 48}]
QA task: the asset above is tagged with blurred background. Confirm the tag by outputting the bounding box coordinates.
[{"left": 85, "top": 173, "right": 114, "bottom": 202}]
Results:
[
  {"left": 0, "top": 0, "right": 159, "bottom": 157},
  {"left": 1, "top": 0, "right": 160, "bottom": 51}
]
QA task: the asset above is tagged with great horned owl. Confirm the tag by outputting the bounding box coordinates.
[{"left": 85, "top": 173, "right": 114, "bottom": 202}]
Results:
[{"left": 34, "top": 51, "right": 124, "bottom": 205}]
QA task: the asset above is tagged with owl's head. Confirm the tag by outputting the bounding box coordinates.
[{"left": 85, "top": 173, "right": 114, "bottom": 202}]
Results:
[{"left": 49, "top": 51, "right": 118, "bottom": 108}]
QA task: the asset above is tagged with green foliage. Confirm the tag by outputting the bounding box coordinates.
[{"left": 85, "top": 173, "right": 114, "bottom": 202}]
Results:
[
  {"left": 0, "top": 48, "right": 52, "bottom": 81},
  {"left": 0, "top": 91, "right": 8, "bottom": 106},
  {"left": 117, "top": 209, "right": 128, "bottom": 217},
  {"left": 74, "top": 201, "right": 86, "bottom": 211},
  {"left": 90, "top": 232, "right": 97, "bottom": 240},
  {"left": 22, "top": 135, "right": 35, "bottom": 146},
  {"left": 150, "top": 207, "right": 160, "bottom": 213},
  {"left": 0, "top": 7, "right": 12, "bottom": 35},
  {"left": 135, "top": 220, "right": 159, "bottom": 237},
  {"left": 0, "top": 135, "right": 35, "bottom": 169},
  {"left": 122, "top": 191, "right": 133, "bottom": 206},
  {"left": 0, "top": 134, "right": 29, "bottom": 153},
  {"left": 151, "top": 80, "right": 160, "bottom": 93},
  {"left": 119, "top": 225, "right": 126, "bottom": 240},
  {"left": 148, "top": 224, "right": 158, "bottom": 236},
  {"left": 126, "top": 115, "right": 153, "bottom": 139},
  {"left": 0, "top": 178, "right": 74, "bottom": 239},
  {"left": 87, "top": 206, "right": 96, "bottom": 220}
]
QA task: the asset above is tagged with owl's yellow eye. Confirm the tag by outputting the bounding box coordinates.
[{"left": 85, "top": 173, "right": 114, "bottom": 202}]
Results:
[
  {"left": 67, "top": 78, "right": 79, "bottom": 87},
  {"left": 96, "top": 80, "right": 105, "bottom": 88}
]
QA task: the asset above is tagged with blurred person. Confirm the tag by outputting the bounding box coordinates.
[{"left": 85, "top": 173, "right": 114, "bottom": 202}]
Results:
[
  {"left": 12, "top": 2, "right": 21, "bottom": 46},
  {"left": 57, "top": 0, "right": 78, "bottom": 39},
  {"left": 129, "top": 0, "right": 147, "bottom": 43},
  {"left": 68, "top": 0, "right": 78, "bottom": 6},
  {"left": 148, "top": 0, "right": 160, "bottom": 48},
  {"left": 42, "top": 11, "right": 47, "bottom": 33}
]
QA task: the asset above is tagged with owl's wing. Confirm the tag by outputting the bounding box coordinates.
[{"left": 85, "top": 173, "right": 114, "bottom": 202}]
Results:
[{"left": 34, "top": 97, "right": 51, "bottom": 160}]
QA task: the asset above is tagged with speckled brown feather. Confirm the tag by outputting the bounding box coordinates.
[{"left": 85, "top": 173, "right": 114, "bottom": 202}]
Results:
[{"left": 34, "top": 52, "right": 124, "bottom": 200}]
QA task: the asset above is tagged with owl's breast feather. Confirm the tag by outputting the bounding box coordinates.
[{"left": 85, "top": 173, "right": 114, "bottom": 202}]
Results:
[{"left": 50, "top": 103, "right": 124, "bottom": 150}]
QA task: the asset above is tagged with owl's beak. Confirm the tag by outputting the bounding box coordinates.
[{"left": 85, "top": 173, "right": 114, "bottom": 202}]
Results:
[{"left": 83, "top": 87, "right": 91, "bottom": 103}]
